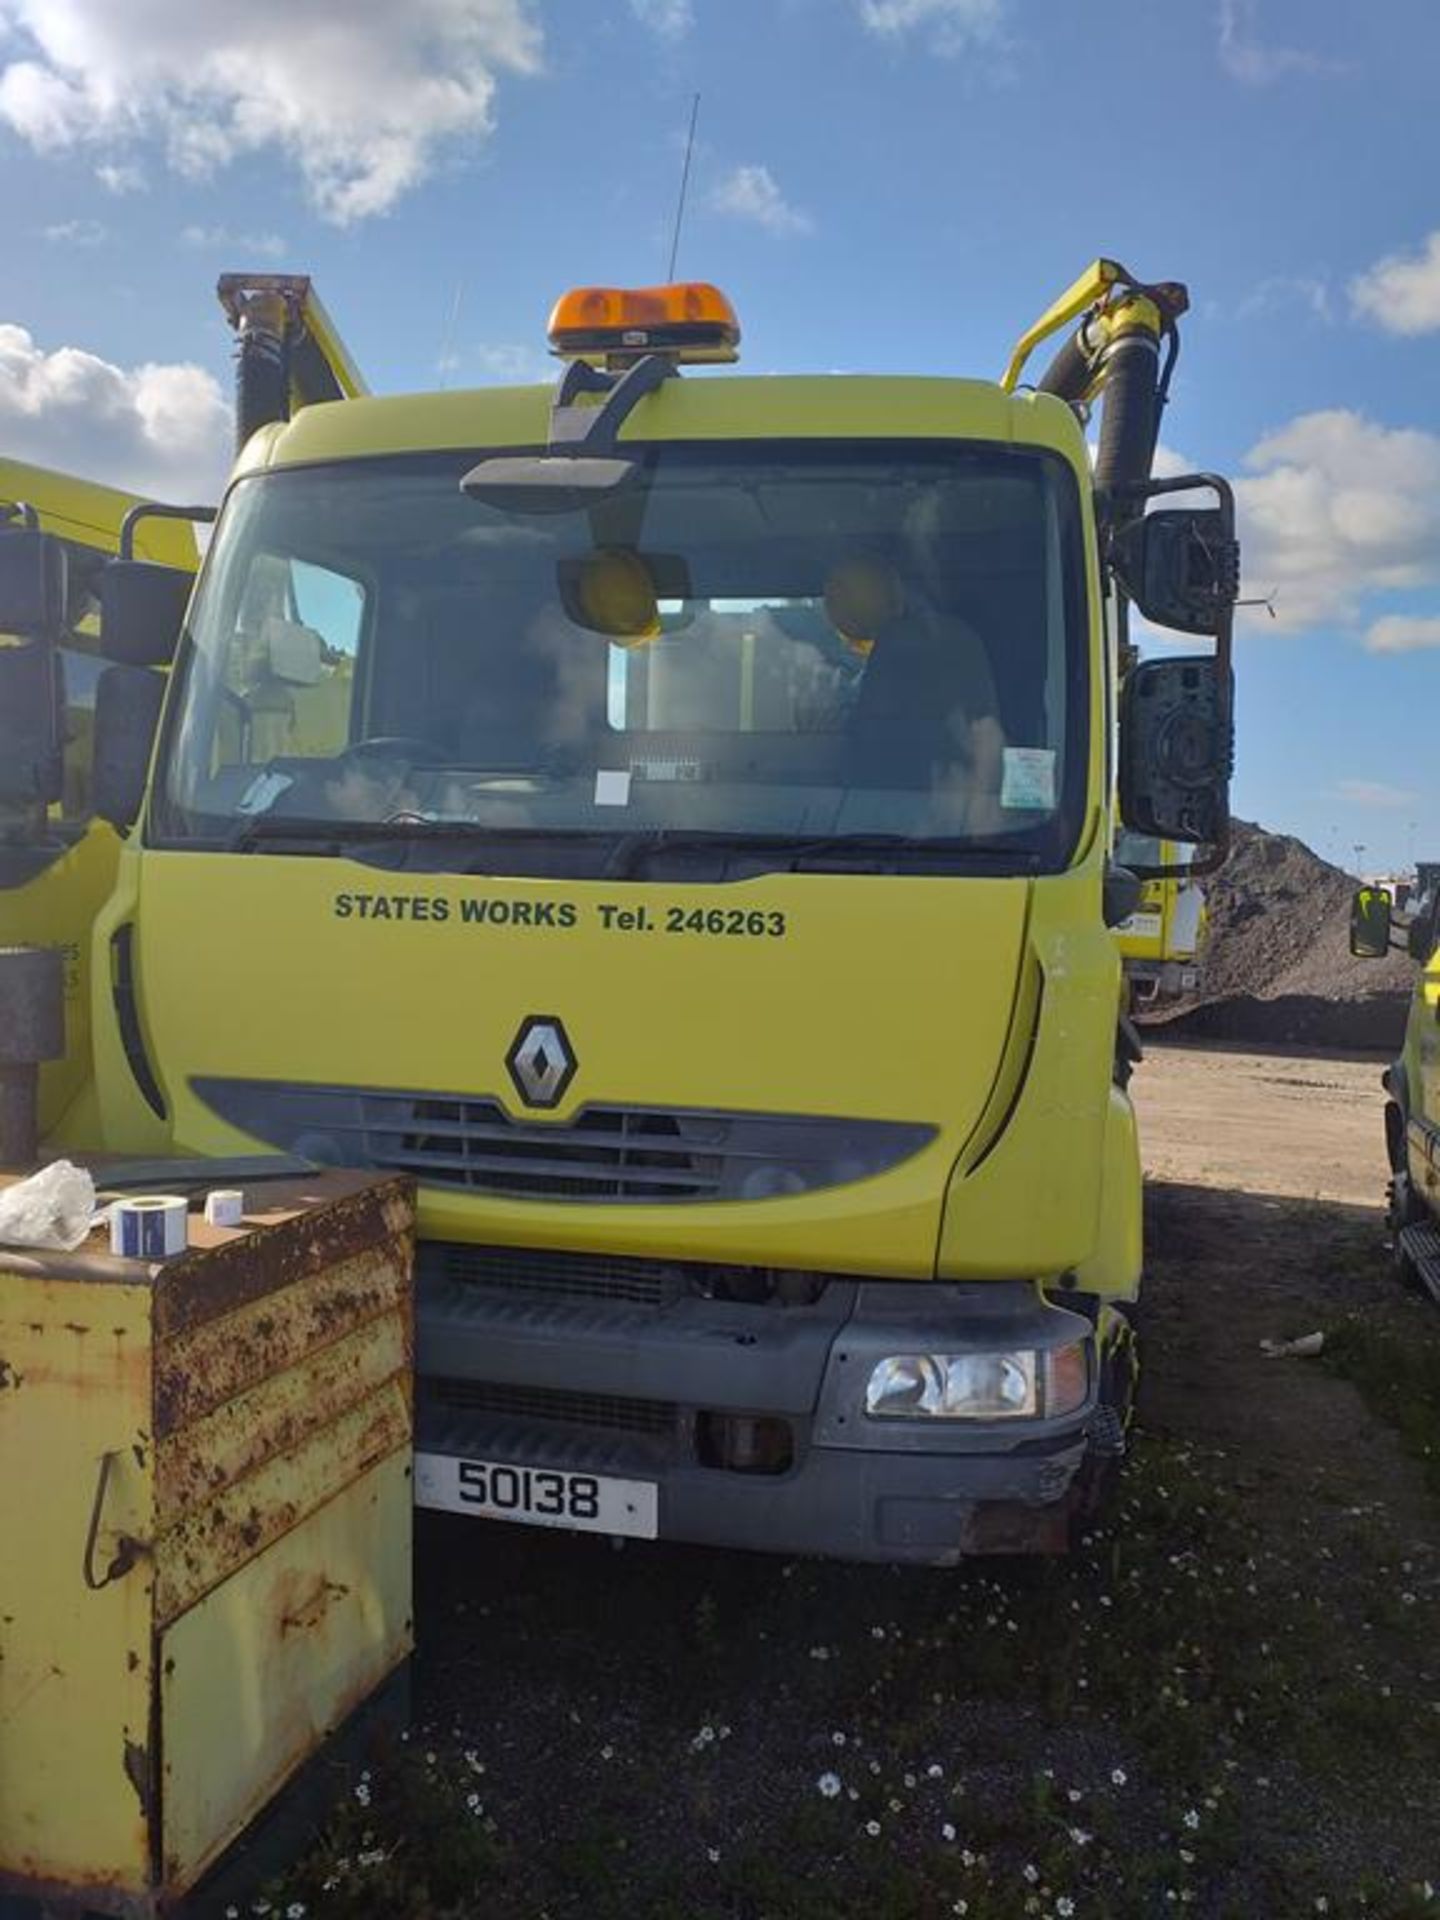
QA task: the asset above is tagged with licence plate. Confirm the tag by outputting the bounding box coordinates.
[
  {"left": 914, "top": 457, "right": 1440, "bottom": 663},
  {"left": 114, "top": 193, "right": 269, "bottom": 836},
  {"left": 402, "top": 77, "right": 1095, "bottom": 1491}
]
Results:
[{"left": 414, "top": 1451, "right": 658, "bottom": 1539}]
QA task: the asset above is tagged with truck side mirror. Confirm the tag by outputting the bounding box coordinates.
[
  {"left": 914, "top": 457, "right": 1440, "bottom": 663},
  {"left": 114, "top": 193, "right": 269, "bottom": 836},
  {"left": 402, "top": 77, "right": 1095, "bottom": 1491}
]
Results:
[
  {"left": 1119, "top": 655, "right": 1232, "bottom": 845},
  {"left": 99, "top": 559, "right": 193, "bottom": 668},
  {"left": 0, "top": 640, "right": 64, "bottom": 806},
  {"left": 1111, "top": 507, "right": 1240, "bottom": 637},
  {"left": 93, "top": 663, "right": 166, "bottom": 831},
  {"left": 1349, "top": 886, "right": 1393, "bottom": 960},
  {"left": 0, "top": 527, "right": 67, "bottom": 639}
]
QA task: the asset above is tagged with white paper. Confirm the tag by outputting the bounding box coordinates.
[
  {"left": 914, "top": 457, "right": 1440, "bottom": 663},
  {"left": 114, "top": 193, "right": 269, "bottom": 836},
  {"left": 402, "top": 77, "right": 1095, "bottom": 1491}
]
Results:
[
  {"left": 594, "top": 769, "right": 632, "bottom": 807},
  {"left": 1000, "top": 747, "right": 1056, "bottom": 812}
]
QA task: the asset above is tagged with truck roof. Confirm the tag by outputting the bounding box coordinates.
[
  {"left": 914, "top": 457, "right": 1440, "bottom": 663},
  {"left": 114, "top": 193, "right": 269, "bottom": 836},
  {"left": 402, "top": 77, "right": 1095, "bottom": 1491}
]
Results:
[{"left": 233, "top": 374, "right": 1089, "bottom": 479}]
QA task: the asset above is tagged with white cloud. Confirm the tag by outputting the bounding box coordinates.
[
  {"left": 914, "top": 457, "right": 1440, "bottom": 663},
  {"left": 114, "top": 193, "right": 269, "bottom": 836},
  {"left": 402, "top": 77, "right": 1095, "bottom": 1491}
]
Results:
[
  {"left": 1337, "top": 779, "right": 1418, "bottom": 810},
  {"left": 181, "top": 224, "right": 286, "bottom": 259},
  {"left": 1233, "top": 410, "right": 1440, "bottom": 630},
  {"left": 1351, "top": 231, "right": 1440, "bottom": 337},
  {"left": 0, "top": 0, "right": 542, "bottom": 225},
  {"left": 1234, "top": 274, "right": 1332, "bottom": 324},
  {"left": 0, "top": 321, "right": 231, "bottom": 501},
  {"left": 857, "top": 0, "right": 1006, "bottom": 54},
  {"left": 710, "top": 164, "right": 812, "bottom": 236},
  {"left": 96, "top": 161, "right": 145, "bottom": 194},
  {"left": 628, "top": 0, "right": 693, "bottom": 37},
  {"left": 467, "top": 343, "right": 552, "bottom": 384},
  {"left": 1217, "top": 0, "right": 1332, "bottom": 83},
  {"left": 43, "top": 218, "right": 108, "bottom": 246},
  {"left": 1363, "top": 615, "right": 1440, "bottom": 655}
]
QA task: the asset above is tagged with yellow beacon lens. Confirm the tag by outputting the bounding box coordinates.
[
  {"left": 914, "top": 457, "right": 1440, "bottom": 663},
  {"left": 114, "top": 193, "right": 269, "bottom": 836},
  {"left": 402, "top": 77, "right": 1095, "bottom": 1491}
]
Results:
[
  {"left": 547, "top": 283, "right": 741, "bottom": 363},
  {"left": 577, "top": 550, "right": 661, "bottom": 644}
]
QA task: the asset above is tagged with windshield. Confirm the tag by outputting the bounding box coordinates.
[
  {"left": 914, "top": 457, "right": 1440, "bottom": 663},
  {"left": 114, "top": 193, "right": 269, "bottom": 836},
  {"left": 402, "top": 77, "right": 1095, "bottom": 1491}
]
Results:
[{"left": 156, "top": 443, "right": 1088, "bottom": 875}]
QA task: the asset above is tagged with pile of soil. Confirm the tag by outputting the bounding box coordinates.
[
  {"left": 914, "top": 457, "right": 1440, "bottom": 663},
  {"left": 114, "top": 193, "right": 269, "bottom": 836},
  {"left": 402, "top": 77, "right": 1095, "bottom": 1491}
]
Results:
[{"left": 1147, "top": 818, "right": 1414, "bottom": 1049}]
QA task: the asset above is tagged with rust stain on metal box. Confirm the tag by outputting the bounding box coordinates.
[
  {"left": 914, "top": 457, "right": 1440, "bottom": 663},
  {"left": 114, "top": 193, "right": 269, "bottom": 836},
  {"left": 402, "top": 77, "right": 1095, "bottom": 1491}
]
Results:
[
  {"left": 154, "top": 1237, "right": 411, "bottom": 1437},
  {"left": 155, "top": 1386, "right": 411, "bottom": 1623}
]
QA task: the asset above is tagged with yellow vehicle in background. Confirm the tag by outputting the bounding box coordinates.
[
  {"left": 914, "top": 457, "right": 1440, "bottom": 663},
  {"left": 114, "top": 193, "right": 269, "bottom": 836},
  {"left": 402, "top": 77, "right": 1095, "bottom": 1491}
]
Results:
[
  {"left": 0, "top": 461, "right": 204, "bottom": 1141},
  {"left": 0, "top": 280, "right": 356, "bottom": 1147},
  {"left": 5, "top": 261, "right": 1238, "bottom": 1561},
  {"left": 1351, "top": 865, "right": 1440, "bottom": 1302},
  {"left": 1115, "top": 831, "right": 1207, "bottom": 1010}
]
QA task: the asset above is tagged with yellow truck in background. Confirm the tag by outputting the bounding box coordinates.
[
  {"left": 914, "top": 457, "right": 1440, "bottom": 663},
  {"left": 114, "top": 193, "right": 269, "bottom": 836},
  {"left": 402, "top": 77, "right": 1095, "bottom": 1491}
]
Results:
[
  {"left": 1351, "top": 864, "right": 1440, "bottom": 1302},
  {"left": 1, "top": 261, "right": 1238, "bottom": 1561},
  {"left": 1115, "top": 831, "right": 1207, "bottom": 1010},
  {"left": 0, "top": 460, "right": 203, "bottom": 1141}
]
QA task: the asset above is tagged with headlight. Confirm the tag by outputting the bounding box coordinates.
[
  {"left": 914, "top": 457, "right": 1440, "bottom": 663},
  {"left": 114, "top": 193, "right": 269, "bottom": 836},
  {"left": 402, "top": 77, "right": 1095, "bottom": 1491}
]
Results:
[{"left": 864, "top": 1343, "right": 1089, "bottom": 1421}]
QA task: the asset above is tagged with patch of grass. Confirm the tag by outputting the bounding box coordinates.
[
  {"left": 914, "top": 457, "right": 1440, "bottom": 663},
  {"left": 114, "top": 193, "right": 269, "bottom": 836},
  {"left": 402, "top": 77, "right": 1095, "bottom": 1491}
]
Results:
[
  {"left": 254, "top": 1744, "right": 509, "bottom": 1920},
  {"left": 1323, "top": 1311, "right": 1440, "bottom": 1497},
  {"left": 256, "top": 1427, "right": 1439, "bottom": 1920}
]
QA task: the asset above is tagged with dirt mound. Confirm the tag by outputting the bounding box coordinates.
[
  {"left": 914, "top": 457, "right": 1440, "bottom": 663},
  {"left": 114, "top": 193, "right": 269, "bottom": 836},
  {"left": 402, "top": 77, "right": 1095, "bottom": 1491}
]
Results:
[{"left": 1147, "top": 819, "right": 1413, "bottom": 1050}]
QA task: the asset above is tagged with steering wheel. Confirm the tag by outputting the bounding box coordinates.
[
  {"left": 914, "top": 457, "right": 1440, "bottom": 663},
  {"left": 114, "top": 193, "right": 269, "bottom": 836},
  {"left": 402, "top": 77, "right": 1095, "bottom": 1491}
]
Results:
[{"left": 334, "top": 736, "right": 447, "bottom": 769}]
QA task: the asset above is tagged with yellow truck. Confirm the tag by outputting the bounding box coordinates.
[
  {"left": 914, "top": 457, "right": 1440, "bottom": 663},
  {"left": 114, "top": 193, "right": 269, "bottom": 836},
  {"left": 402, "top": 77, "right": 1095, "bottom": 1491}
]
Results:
[
  {"left": 1351, "top": 865, "right": 1440, "bottom": 1301},
  {"left": 1115, "top": 831, "right": 1207, "bottom": 1010},
  {"left": 0, "top": 461, "right": 204, "bottom": 1143},
  {"left": 1, "top": 261, "right": 1237, "bottom": 1561}
]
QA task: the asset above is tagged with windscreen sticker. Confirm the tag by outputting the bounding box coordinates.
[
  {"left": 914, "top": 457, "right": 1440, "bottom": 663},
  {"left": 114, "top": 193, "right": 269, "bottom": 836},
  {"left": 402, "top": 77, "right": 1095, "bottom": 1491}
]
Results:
[
  {"left": 593, "top": 768, "right": 632, "bottom": 807},
  {"left": 1000, "top": 747, "right": 1056, "bottom": 812}
]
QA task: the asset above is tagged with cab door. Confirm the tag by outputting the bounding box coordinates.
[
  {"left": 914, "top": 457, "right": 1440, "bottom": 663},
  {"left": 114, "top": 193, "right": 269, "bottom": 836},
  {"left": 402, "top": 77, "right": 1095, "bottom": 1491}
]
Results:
[{"left": 1405, "top": 892, "right": 1440, "bottom": 1212}]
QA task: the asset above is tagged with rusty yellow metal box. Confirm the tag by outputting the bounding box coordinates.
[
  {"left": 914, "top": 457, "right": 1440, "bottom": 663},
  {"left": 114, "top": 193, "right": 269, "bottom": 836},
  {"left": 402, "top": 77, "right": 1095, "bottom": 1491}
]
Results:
[{"left": 0, "top": 1170, "right": 414, "bottom": 1914}]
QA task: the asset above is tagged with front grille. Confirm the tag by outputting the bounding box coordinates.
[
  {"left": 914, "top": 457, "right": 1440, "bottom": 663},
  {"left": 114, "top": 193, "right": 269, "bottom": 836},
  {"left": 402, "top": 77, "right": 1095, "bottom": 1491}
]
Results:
[
  {"left": 429, "top": 1241, "right": 683, "bottom": 1305},
  {"left": 398, "top": 1097, "right": 720, "bottom": 1200},
  {"left": 427, "top": 1377, "right": 678, "bottom": 1437},
  {"left": 190, "top": 1076, "right": 935, "bottom": 1206},
  {"left": 424, "top": 1241, "right": 839, "bottom": 1309}
]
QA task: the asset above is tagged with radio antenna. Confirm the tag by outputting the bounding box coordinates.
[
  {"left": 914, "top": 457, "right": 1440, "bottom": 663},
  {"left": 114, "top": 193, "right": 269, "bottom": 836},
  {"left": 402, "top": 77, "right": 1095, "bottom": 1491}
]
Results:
[
  {"left": 666, "top": 93, "right": 701, "bottom": 282},
  {"left": 437, "top": 279, "right": 465, "bottom": 391}
]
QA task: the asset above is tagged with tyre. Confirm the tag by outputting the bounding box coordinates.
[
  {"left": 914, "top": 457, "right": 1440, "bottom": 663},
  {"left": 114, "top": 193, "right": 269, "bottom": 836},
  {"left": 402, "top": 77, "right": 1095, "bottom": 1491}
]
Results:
[{"left": 1386, "top": 1169, "right": 1427, "bottom": 1294}]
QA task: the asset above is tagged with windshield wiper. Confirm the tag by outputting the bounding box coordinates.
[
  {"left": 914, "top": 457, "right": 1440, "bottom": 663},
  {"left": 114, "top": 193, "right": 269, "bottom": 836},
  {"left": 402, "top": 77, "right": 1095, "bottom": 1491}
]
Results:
[
  {"left": 222, "top": 815, "right": 437, "bottom": 854},
  {"left": 604, "top": 830, "right": 1044, "bottom": 879},
  {"left": 220, "top": 815, "right": 636, "bottom": 872},
  {"left": 216, "top": 815, "right": 1042, "bottom": 878}
]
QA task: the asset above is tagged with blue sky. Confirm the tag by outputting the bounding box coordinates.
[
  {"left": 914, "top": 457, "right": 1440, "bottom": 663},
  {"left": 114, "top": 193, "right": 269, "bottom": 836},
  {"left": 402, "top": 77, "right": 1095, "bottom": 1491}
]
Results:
[{"left": 3, "top": 0, "right": 1439, "bottom": 873}]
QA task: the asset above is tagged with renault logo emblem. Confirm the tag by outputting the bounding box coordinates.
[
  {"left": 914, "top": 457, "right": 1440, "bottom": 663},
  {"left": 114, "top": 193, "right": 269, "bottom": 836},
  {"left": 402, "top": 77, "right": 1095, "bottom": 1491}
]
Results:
[{"left": 506, "top": 1015, "right": 577, "bottom": 1110}]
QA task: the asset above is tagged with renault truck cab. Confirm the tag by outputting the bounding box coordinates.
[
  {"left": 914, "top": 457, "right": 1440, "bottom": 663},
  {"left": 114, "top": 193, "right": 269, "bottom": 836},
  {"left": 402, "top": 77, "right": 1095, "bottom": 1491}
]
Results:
[{"left": 8, "top": 266, "right": 1237, "bottom": 1562}]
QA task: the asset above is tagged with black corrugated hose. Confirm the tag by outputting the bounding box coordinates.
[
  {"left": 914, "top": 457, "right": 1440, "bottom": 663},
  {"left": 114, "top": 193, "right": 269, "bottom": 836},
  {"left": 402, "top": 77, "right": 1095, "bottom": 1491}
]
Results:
[
  {"left": 1090, "top": 328, "right": 1162, "bottom": 493},
  {"left": 234, "top": 326, "right": 289, "bottom": 455},
  {"left": 1035, "top": 330, "right": 1094, "bottom": 404},
  {"left": 1034, "top": 293, "right": 1180, "bottom": 493}
]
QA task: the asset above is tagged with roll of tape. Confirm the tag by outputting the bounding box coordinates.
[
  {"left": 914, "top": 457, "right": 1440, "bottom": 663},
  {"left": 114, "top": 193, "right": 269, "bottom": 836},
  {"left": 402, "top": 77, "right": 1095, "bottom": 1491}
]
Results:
[
  {"left": 110, "top": 1195, "right": 189, "bottom": 1260},
  {"left": 203, "top": 1188, "right": 245, "bottom": 1228}
]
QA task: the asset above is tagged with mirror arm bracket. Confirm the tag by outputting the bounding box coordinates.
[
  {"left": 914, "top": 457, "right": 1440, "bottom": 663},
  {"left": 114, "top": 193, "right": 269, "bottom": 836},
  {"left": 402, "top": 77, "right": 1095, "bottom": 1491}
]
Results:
[
  {"left": 119, "top": 500, "right": 217, "bottom": 562},
  {"left": 548, "top": 352, "right": 678, "bottom": 458}
]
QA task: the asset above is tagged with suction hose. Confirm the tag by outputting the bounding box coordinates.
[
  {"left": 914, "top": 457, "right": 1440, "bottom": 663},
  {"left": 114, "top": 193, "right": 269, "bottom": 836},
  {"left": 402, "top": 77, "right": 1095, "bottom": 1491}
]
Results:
[
  {"left": 1091, "top": 325, "right": 1162, "bottom": 493},
  {"left": 1035, "top": 289, "right": 1176, "bottom": 493},
  {"left": 232, "top": 289, "right": 291, "bottom": 454}
]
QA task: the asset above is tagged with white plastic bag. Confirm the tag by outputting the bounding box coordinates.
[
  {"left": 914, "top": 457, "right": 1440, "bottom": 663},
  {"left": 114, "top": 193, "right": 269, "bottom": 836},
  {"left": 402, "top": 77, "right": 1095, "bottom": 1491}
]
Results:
[
  {"left": 0, "top": 1159, "right": 97, "bottom": 1252},
  {"left": 1259, "top": 1330, "right": 1325, "bottom": 1359}
]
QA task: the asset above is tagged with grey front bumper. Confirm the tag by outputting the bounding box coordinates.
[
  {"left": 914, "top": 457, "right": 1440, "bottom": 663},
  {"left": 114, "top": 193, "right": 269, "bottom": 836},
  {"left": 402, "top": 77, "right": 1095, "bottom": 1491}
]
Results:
[{"left": 416, "top": 1264, "right": 1099, "bottom": 1565}]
